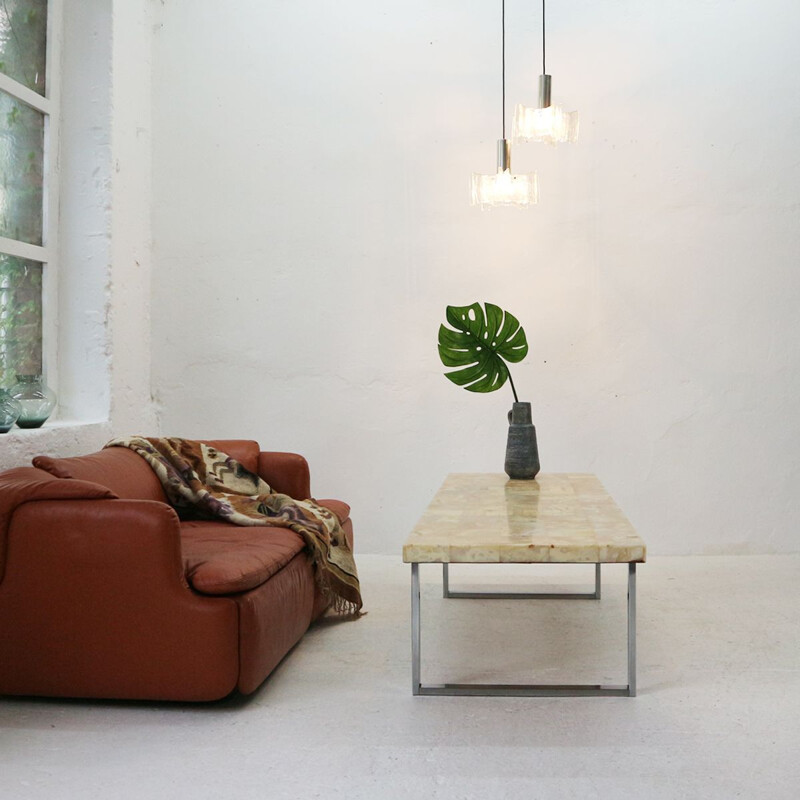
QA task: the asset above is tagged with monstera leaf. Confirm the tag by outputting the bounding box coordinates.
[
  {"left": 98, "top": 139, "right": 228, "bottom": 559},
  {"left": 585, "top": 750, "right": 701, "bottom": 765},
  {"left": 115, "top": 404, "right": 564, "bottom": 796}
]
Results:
[{"left": 438, "top": 302, "right": 528, "bottom": 399}]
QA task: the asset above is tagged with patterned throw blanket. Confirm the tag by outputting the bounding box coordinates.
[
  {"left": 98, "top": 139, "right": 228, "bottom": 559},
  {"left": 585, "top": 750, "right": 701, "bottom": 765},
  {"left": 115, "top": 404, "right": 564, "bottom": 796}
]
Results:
[{"left": 106, "top": 437, "right": 362, "bottom": 615}]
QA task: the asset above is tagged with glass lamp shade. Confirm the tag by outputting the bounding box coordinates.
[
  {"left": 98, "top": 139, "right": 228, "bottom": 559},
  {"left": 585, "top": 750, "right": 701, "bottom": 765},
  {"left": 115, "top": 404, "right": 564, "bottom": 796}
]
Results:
[
  {"left": 470, "top": 169, "right": 539, "bottom": 209},
  {"left": 513, "top": 103, "right": 579, "bottom": 145}
]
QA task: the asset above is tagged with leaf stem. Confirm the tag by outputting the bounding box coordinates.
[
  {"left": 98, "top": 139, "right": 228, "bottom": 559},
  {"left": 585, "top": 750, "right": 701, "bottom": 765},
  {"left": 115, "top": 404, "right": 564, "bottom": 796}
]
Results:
[{"left": 508, "top": 370, "right": 519, "bottom": 404}]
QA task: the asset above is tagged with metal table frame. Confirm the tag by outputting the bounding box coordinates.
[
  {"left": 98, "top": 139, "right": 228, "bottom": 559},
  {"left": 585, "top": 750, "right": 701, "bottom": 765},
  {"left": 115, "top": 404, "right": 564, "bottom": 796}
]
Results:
[{"left": 411, "top": 561, "right": 637, "bottom": 697}]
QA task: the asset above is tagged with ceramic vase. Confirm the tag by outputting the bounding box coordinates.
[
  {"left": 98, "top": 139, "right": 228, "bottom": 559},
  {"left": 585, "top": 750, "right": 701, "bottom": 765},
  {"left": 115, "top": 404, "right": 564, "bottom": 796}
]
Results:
[{"left": 504, "top": 401, "right": 540, "bottom": 480}]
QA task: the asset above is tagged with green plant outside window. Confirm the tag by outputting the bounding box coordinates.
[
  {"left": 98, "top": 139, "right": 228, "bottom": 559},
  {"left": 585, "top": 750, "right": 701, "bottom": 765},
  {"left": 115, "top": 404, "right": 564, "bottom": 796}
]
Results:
[{"left": 0, "top": 0, "right": 48, "bottom": 389}]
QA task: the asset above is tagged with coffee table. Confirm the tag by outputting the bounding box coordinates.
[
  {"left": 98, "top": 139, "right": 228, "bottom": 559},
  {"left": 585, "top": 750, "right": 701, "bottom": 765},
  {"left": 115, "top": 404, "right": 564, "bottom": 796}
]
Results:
[{"left": 403, "top": 473, "right": 646, "bottom": 697}]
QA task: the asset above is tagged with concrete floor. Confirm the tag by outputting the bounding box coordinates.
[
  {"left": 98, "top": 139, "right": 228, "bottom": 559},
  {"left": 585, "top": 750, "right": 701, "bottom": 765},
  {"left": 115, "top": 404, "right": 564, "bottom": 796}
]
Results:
[{"left": 1, "top": 554, "right": 798, "bottom": 799}]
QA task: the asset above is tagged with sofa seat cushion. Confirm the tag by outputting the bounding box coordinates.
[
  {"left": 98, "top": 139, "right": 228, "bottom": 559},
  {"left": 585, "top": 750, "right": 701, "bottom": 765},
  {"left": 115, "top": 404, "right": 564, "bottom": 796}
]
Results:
[{"left": 181, "top": 521, "right": 307, "bottom": 596}]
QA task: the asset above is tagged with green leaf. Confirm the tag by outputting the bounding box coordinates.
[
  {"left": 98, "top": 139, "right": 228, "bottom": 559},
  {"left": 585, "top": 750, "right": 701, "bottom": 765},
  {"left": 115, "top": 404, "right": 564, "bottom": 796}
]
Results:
[{"left": 438, "top": 302, "right": 528, "bottom": 394}]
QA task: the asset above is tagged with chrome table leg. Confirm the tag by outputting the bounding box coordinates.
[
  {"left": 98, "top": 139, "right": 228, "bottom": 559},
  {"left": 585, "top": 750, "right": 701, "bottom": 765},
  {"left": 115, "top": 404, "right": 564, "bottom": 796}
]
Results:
[
  {"left": 413, "top": 561, "right": 637, "bottom": 698},
  {"left": 441, "top": 562, "right": 602, "bottom": 600},
  {"left": 628, "top": 562, "right": 636, "bottom": 697},
  {"left": 411, "top": 562, "right": 420, "bottom": 695}
]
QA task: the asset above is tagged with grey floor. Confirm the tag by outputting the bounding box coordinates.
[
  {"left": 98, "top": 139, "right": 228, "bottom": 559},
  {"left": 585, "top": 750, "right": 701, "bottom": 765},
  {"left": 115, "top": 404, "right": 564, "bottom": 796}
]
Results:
[{"left": 1, "top": 555, "right": 798, "bottom": 800}]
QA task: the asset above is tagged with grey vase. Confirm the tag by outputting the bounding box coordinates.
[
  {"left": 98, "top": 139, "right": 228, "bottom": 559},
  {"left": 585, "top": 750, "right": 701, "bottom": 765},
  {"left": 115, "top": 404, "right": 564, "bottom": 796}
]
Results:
[{"left": 504, "top": 401, "right": 540, "bottom": 480}]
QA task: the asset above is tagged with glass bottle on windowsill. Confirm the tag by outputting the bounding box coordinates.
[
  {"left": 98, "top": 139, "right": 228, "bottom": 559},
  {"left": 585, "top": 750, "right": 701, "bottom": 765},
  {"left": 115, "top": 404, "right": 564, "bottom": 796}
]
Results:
[
  {"left": 10, "top": 374, "right": 56, "bottom": 429},
  {"left": 0, "top": 390, "right": 21, "bottom": 433}
]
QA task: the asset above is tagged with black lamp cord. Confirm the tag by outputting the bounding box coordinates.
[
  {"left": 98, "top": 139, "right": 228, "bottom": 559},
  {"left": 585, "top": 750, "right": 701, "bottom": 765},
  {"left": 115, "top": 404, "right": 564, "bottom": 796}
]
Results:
[
  {"left": 501, "top": 0, "right": 506, "bottom": 139},
  {"left": 542, "top": 0, "right": 547, "bottom": 75},
  {"left": 503, "top": 0, "right": 548, "bottom": 136}
]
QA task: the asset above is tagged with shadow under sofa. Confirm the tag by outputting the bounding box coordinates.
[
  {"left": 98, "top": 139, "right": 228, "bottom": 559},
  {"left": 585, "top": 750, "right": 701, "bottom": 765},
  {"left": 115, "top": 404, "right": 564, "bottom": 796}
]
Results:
[{"left": 0, "top": 439, "right": 353, "bottom": 701}]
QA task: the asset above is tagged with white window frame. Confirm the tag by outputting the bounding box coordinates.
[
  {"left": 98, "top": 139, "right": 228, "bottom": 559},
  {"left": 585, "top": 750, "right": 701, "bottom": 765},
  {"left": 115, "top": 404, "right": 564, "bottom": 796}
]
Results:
[{"left": 0, "top": 0, "right": 62, "bottom": 395}]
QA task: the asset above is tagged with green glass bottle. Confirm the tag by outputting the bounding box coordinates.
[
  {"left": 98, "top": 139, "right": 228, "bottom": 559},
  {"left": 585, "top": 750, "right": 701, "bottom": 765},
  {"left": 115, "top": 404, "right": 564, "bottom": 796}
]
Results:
[
  {"left": 10, "top": 374, "right": 56, "bottom": 429},
  {"left": 0, "top": 389, "right": 21, "bottom": 433}
]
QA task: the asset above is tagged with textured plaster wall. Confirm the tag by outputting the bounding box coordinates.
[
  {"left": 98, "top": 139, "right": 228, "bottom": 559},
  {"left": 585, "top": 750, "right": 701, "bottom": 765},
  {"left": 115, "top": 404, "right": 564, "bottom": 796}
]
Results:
[
  {"left": 150, "top": 0, "right": 800, "bottom": 555},
  {"left": 57, "top": 0, "right": 112, "bottom": 424},
  {"left": 0, "top": 0, "right": 155, "bottom": 470},
  {"left": 106, "top": 0, "right": 157, "bottom": 435}
]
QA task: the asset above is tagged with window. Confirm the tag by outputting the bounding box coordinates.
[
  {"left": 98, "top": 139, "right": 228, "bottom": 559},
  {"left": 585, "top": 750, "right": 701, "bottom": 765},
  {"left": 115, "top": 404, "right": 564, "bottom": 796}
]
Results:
[{"left": 0, "top": 0, "right": 59, "bottom": 391}]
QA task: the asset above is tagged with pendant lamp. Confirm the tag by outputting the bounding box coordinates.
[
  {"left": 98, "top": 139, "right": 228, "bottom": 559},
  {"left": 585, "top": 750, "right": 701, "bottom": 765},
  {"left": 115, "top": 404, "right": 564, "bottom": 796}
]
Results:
[
  {"left": 513, "top": 0, "right": 579, "bottom": 145},
  {"left": 471, "top": 0, "right": 538, "bottom": 209}
]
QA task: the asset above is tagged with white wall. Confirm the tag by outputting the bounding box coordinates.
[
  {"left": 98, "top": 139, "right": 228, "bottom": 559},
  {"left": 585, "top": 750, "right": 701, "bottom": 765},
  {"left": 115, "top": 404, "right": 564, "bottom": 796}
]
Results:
[
  {"left": 57, "top": 0, "right": 112, "bottom": 424},
  {"left": 107, "top": 0, "right": 157, "bottom": 434},
  {"left": 150, "top": 0, "right": 800, "bottom": 555}
]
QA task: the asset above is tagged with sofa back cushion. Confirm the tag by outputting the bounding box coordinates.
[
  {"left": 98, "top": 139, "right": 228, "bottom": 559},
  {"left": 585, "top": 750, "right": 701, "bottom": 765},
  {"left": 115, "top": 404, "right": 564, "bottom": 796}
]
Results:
[
  {"left": 32, "top": 440, "right": 261, "bottom": 502},
  {"left": 200, "top": 440, "right": 260, "bottom": 475},
  {"left": 33, "top": 448, "right": 168, "bottom": 503}
]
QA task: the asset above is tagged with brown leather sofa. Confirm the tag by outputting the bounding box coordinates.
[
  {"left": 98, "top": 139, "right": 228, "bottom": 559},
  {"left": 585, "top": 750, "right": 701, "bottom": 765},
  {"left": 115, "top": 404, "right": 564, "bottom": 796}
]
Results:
[{"left": 0, "top": 440, "right": 353, "bottom": 701}]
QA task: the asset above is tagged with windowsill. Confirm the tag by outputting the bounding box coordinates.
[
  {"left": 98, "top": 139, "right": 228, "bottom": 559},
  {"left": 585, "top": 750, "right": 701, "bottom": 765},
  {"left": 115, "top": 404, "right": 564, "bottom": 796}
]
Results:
[
  {"left": 0, "top": 418, "right": 113, "bottom": 470},
  {"left": 1, "top": 418, "right": 109, "bottom": 437}
]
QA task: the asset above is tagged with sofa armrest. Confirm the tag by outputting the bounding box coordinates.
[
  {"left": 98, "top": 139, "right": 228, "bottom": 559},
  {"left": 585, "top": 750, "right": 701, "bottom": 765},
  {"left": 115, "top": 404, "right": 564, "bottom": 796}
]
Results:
[
  {"left": 0, "top": 497, "right": 239, "bottom": 700},
  {"left": 0, "top": 467, "right": 118, "bottom": 585},
  {"left": 6, "top": 498, "right": 186, "bottom": 590},
  {"left": 257, "top": 452, "right": 311, "bottom": 500}
]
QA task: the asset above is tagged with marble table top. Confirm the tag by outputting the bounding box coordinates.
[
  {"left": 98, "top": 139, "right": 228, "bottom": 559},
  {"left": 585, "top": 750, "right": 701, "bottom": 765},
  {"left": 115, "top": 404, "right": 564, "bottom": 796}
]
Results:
[{"left": 403, "top": 473, "right": 646, "bottom": 564}]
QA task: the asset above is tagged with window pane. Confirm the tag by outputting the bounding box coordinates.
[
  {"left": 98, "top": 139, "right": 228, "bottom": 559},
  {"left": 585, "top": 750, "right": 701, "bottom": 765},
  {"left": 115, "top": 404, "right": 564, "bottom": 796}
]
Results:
[
  {"left": 0, "top": 88, "right": 44, "bottom": 245},
  {"left": 0, "top": 0, "right": 47, "bottom": 95},
  {"left": 0, "top": 253, "right": 42, "bottom": 389}
]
